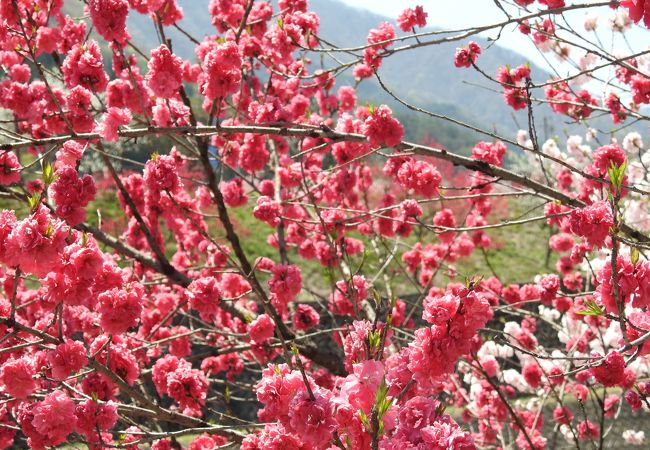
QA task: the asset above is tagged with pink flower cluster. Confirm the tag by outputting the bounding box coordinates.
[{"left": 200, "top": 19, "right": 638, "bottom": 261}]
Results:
[
  {"left": 454, "top": 41, "right": 481, "bottom": 68},
  {"left": 0, "top": 206, "right": 68, "bottom": 277},
  {"left": 61, "top": 41, "right": 109, "bottom": 93},
  {"left": 544, "top": 80, "right": 598, "bottom": 120},
  {"left": 622, "top": 0, "right": 650, "bottom": 28},
  {"left": 590, "top": 351, "right": 629, "bottom": 387},
  {"left": 568, "top": 201, "right": 613, "bottom": 249},
  {"left": 188, "top": 276, "right": 223, "bottom": 321},
  {"left": 471, "top": 140, "right": 507, "bottom": 166},
  {"left": 364, "top": 105, "right": 404, "bottom": 148},
  {"left": 152, "top": 355, "right": 208, "bottom": 416},
  {"left": 0, "top": 152, "right": 21, "bottom": 185},
  {"left": 595, "top": 255, "right": 650, "bottom": 313},
  {"left": 97, "top": 284, "right": 143, "bottom": 334},
  {"left": 397, "top": 6, "right": 428, "bottom": 32},
  {"left": 87, "top": 0, "right": 130, "bottom": 44},
  {"left": 50, "top": 166, "right": 96, "bottom": 225},
  {"left": 199, "top": 41, "right": 242, "bottom": 101},
  {"left": 381, "top": 396, "right": 475, "bottom": 449},
  {"left": 355, "top": 22, "right": 396, "bottom": 77},
  {"left": 496, "top": 64, "right": 531, "bottom": 110},
  {"left": 409, "top": 285, "right": 493, "bottom": 384},
  {"left": 383, "top": 156, "right": 442, "bottom": 199},
  {"left": 146, "top": 44, "right": 183, "bottom": 98}
]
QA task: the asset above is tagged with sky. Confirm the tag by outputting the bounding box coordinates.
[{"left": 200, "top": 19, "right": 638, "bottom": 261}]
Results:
[{"left": 339, "top": 0, "right": 649, "bottom": 76}]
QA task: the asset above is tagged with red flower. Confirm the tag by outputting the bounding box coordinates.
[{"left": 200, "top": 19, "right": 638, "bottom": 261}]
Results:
[
  {"left": 590, "top": 352, "right": 626, "bottom": 387},
  {"left": 622, "top": 0, "right": 650, "bottom": 28},
  {"left": 454, "top": 41, "right": 481, "bottom": 68},
  {"left": 363, "top": 105, "right": 404, "bottom": 148},
  {"left": 397, "top": 6, "right": 428, "bottom": 32}
]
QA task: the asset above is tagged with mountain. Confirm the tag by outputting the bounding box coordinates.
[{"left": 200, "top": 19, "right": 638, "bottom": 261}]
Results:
[{"left": 68, "top": 0, "right": 619, "bottom": 155}]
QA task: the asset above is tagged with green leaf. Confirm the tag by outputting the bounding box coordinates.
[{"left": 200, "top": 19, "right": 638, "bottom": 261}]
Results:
[
  {"left": 367, "top": 330, "right": 381, "bottom": 352},
  {"left": 607, "top": 160, "right": 627, "bottom": 191},
  {"left": 372, "top": 289, "right": 381, "bottom": 307},
  {"left": 44, "top": 223, "right": 54, "bottom": 238},
  {"left": 374, "top": 378, "right": 393, "bottom": 438},
  {"left": 358, "top": 409, "right": 369, "bottom": 429},
  {"left": 631, "top": 246, "right": 640, "bottom": 265},
  {"left": 576, "top": 300, "right": 604, "bottom": 316},
  {"left": 42, "top": 163, "right": 55, "bottom": 186},
  {"left": 27, "top": 194, "right": 40, "bottom": 211}
]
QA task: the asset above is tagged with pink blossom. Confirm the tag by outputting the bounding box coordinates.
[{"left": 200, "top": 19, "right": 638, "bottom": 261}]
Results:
[
  {"left": 249, "top": 314, "right": 275, "bottom": 344},
  {"left": 50, "top": 166, "right": 96, "bottom": 225},
  {"left": 153, "top": 355, "right": 208, "bottom": 416},
  {"left": 287, "top": 388, "right": 335, "bottom": 448},
  {"left": 454, "top": 41, "right": 481, "bottom": 68},
  {"left": 471, "top": 141, "right": 507, "bottom": 166},
  {"left": 75, "top": 399, "right": 118, "bottom": 436},
  {"left": 5, "top": 206, "right": 68, "bottom": 277},
  {"left": 568, "top": 201, "right": 613, "bottom": 248},
  {"left": 47, "top": 340, "right": 87, "bottom": 380},
  {"left": 591, "top": 144, "right": 626, "bottom": 173},
  {"left": 0, "top": 357, "right": 36, "bottom": 398},
  {"left": 239, "top": 133, "right": 270, "bottom": 173},
  {"left": 29, "top": 390, "right": 77, "bottom": 448},
  {"left": 256, "top": 364, "right": 305, "bottom": 423},
  {"left": 0, "top": 151, "right": 21, "bottom": 185},
  {"left": 363, "top": 22, "right": 396, "bottom": 69},
  {"left": 166, "top": 364, "right": 208, "bottom": 416},
  {"left": 621, "top": 0, "right": 650, "bottom": 28},
  {"left": 55, "top": 140, "right": 86, "bottom": 169},
  {"left": 433, "top": 208, "right": 457, "bottom": 243},
  {"left": 578, "top": 420, "right": 600, "bottom": 440},
  {"left": 268, "top": 264, "right": 302, "bottom": 304},
  {"left": 540, "top": 0, "right": 566, "bottom": 7},
  {"left": 97, "top": 107, "right": 132, "bottom": 142},
  {"left": 144, "top": 153, "right": 182, "bottom": 195},
  {"left": 97, "top": 284, "right": 143, "bottom": 334},
  {"left": 221, "top": 178, "right": 248, "bottom": 207},
  {"left": 292, "top": 303, "right": 320, "bottom": 331},
  {"left": 199, "top": 41, "right": 242, "bottom": 101},
  {"left": 187, "top": 433, "right": 228, "bottom": 450},
  {"left": 364, "top": 105, "right": 404, "bottom": 148},
  {"left": 87, "top": 0, "right": 130, "bottom": 44},
  {"left": 340, "top": 360, "right": 385, "bottom": 412},
  {"left": 188, "top": 277, "right": 222, "bottom": 321},
  {"left": 590, "top": 352, "right": 626, "bottom": 387},
  {"left": 146, "top": 44, "right": 183, "bottom": 98},
  {"left": 397, "top": 6, "right": 428, "bottom": 32},
  {"left": 337, "top": 86, "right": 357, "bottom": 112},
  {"left": 399, "top": 159, "right": 442, "bottom": 198},
  {"left": 253, "top": 196, "right": 281, "bottom": 226},
  {"left": 61, "top": 41, "right": 108, "bottom": 92}
]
